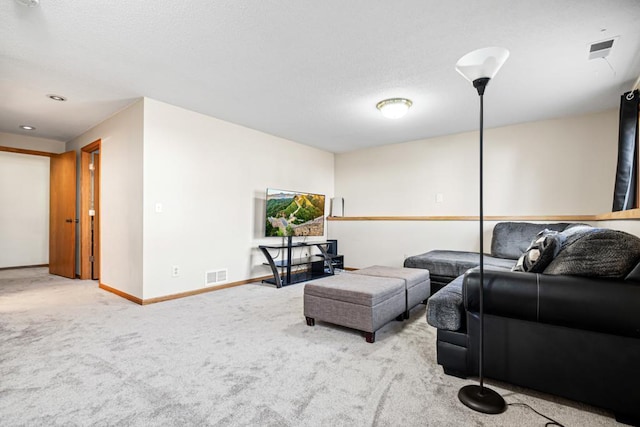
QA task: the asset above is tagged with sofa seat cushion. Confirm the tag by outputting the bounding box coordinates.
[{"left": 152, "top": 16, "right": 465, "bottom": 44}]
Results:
[{"left": 404, "top": 250, "right": 515, "bottom": 279}]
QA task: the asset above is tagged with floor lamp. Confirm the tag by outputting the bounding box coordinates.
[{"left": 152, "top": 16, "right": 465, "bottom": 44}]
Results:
[{"left": 455, "top": 46, "right": 510, "bottom": 414}]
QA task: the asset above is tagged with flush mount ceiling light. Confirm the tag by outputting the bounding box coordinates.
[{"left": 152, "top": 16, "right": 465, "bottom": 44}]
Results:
[
  {"left": 20, "top": 125, "right": 36, "bottom": 130},
  {"left": 15, "top": 0, "right": 40, "bottom": 7},
  {"left": 47, "top": 94, "right": 67, "bottom": 102},
  {"left": 376, "top": 98, "right": 412, "bottom": 119}
]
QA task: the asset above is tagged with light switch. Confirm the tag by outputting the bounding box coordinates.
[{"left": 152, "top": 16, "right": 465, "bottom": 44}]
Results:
[
  {"left": 155, "top": 203, "right": 163, "bottom": 213},
  {"left": 436, "top": 193, "right": 444, "bottom": 203}
]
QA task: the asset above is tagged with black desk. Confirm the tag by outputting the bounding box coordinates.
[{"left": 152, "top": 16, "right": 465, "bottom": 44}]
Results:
[{"left": 259, "top": 240, "right": 337, "bottom": 288}]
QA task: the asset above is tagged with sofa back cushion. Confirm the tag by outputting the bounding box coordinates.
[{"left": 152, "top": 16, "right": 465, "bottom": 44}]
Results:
[
  {"left": 544, "top": 228, "right": 640, "bottom": 279},
  {"left": 491, "top": 222, "right": 573, "bottom": 260}
]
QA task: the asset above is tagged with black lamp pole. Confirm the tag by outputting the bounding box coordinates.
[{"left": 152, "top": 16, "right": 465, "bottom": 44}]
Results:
[{"left": 457, "top": 77, "right": 507, "bottom": 414}]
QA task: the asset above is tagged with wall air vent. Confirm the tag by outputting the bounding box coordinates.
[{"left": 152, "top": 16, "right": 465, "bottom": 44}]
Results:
[
  {"left": 205, "top": 269, "right": 228, "bottom": 286},
  {"left": 588, "top": 38, "right": 616, "bottom": 60}
]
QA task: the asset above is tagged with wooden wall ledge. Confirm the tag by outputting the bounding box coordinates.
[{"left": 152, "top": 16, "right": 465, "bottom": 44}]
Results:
[
  {"left": 0, "top": 145, "right": 57, "bottom": 157},
  {"left": 327, "top": 209, "right": 640, "bottom": 222}
]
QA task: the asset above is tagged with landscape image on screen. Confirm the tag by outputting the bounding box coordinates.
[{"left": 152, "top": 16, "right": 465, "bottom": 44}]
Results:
[{"left": 265, "top": 189, "right": 325, "bottom": 237}]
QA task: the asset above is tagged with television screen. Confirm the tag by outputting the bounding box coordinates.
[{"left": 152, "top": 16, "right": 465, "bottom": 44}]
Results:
[{"left": 265, "top": 188, "right": 326, "bottom": 237}]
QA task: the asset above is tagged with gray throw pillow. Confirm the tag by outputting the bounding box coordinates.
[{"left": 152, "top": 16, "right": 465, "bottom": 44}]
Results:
[
  {"left": 512, "top": 229, "right": 564, "bottom": 273},
  {"left": 544, "top": 228, "right": 640, "bottom": 278}
]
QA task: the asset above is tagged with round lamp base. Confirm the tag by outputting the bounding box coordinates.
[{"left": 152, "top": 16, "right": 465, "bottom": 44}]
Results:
[{"left": 458, "top": 384, "right": 506, "bottom": 414}]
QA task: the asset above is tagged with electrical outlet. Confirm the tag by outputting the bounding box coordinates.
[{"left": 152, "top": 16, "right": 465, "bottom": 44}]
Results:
[{"left": 172, "top": 265, "right": 180, "bottom": 277}]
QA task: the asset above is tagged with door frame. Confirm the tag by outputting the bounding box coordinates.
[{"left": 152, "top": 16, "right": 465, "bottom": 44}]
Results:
[{"left": 80, "top": 139, "right": 101, "bottom": 280}]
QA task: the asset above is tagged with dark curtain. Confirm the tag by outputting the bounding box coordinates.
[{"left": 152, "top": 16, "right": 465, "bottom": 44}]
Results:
[{"left": 612, "top": 89, "right": 639, "bottom": 211}]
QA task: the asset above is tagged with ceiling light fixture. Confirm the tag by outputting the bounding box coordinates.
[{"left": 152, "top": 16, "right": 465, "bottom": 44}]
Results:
[
  {"left": 20, "top": 125, "right": 36, "bottom": 131},
  {"left": 376, "top": 98, "right": 412, "bottom": 119},
  {"left": 47, "top": 94, "right": 67, "bottom": 102},
  {"left": 15, "top": 0, "right": 40, "bottom": 7}
]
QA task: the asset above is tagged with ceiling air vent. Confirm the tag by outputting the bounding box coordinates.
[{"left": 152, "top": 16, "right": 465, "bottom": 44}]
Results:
[
  {"left": 588, "top": 38, "right": 616, "bottom": 60},
  {"left": 205, "top": 269, "right": 228, "bottom": 286}
]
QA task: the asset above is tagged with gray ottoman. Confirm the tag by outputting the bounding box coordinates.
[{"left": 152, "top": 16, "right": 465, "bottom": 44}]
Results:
[
  {"left": 351, "top": 265, "right": 431, "bottom": 319},
  {"left": 304, "top": 273, "right": 405, "bottom": 343}
]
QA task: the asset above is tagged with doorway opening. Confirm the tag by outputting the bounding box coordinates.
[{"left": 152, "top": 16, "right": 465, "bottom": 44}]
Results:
[{"left": 80, "top": 139, "right": 101, "bottom": 280}]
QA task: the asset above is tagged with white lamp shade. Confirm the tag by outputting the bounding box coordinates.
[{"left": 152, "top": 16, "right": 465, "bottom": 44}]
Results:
[{"left": 455, "top": 47, "right": 510, "bottom": 83}]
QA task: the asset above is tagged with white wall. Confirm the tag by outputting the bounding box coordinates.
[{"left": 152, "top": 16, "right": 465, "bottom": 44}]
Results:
[
  {"left": 0, "top": 132, "right": 65, "bottom": 153},
  {"left": 59, "top": 98, "right": 631, "bottom": 298},
  {"left": 597, "top": 220, "right": 640, "bottom": 237},
  {"left": 0, "top": 133, "right": 62, "bottom": 269},
  {"left": 335, "top": 110, "right": 617, "bottom": 216},
  {"left": 142, "top": 98, "right": 334, "bottom": 299},
  {"left": 328, "top": 220, "right": 479, "bottom": 268},
  {"left": 331, "top": 109, "right": 625, "bottom": 268},
  {"left": 0, "top": 152, "right": 50, "bottom": 268},
  {"left": 66, "top": 100, "right": 144, "bottom": 298}
]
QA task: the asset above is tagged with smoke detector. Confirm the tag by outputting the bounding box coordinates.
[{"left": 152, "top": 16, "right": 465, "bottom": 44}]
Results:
[{"left": 588, "top": 37, "right": 618, "bottom": 60}]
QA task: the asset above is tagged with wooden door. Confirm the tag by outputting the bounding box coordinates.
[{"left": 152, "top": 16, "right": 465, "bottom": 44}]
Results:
[
  {"left": 92, "top": 152, "right": 100, "bottom": 280},
  {"left": 49, "top": 151, "right": 77, "bottom": 278}
]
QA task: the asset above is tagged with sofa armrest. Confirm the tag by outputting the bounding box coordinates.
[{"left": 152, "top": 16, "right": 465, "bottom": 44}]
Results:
[
  {"left": 463, "top": 268, "right": 640, "bottom": 338},
  {"left": 426, "top": 275, "right": 465, "bottom": 331}
]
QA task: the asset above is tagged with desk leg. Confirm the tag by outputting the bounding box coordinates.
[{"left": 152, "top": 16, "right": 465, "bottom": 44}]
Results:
[
  {"left": 315, "top": 244, "right": 334, "bottom": 274},
  {"left": 259, "top": 247, "right": 282, "bottom": 288}
]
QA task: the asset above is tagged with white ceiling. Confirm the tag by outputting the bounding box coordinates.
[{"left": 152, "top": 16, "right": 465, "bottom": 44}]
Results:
[{"left": 2, "top": 0, "right": 640, "bottom": 153}]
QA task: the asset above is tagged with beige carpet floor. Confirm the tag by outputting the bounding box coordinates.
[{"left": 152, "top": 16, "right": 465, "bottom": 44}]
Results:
[{"left": 0, "top": 267, "right": 620, "bottom": 426}]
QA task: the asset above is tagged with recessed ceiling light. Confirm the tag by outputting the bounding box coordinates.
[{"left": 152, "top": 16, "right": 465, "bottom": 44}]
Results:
[
  {"left": 20, "top": 125, "right": 36, "bottom": 131},
  {"left": 47, "top": 94, "right": 67, "bottom": 102},
  {"left": 376, "top": 98, "right": 413, "bottom": 119},
  {"left": 15, "top": 0, "right": 39, "bottom": 7}
]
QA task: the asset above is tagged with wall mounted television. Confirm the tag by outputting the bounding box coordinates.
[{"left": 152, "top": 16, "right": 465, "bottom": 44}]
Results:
[{"left": 265, "top": 188, "right": 325, "bottom": 237}]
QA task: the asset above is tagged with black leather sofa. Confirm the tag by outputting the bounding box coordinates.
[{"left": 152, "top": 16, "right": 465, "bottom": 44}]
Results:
[{"left": 405, "top": 222, "right": 640, "bottom": 424}]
